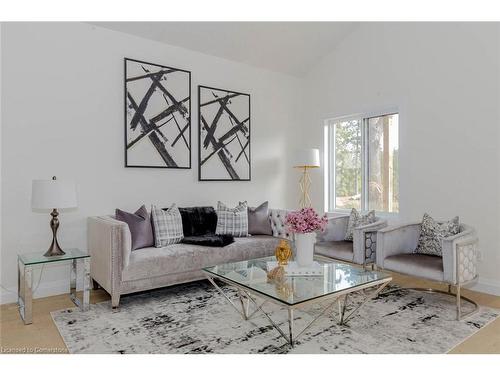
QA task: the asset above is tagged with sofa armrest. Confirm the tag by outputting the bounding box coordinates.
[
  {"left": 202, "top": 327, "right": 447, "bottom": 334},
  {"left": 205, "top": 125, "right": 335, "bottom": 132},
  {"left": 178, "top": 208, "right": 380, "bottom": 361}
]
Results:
[
  {"left": 87, "top": 216, "right": 131, "bottom": 296},
  {"left": 352, "top": 219, "right": 387, "bottom": 264},
  {"left": 442, "top": 227, "right": 477, "bottom": 284},
  {"left": 316, "top": 215, "right": 349, "bottom": 242},
  {"left": 376, "top": 223, "right": 421, "bottom": 268}
]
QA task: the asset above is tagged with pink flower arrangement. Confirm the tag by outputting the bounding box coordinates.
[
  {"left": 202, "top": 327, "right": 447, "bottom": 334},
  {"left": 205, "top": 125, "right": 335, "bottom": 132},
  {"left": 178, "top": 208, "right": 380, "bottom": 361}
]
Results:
[{"left": 285, "top": 208, "right": 328, "bottom": 234}]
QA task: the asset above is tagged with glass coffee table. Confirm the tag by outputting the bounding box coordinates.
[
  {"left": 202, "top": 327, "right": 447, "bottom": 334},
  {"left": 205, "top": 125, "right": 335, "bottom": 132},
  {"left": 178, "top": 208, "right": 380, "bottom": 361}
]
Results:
[{"left": 203, "top": 256, "right": 392, "bottom": 347}]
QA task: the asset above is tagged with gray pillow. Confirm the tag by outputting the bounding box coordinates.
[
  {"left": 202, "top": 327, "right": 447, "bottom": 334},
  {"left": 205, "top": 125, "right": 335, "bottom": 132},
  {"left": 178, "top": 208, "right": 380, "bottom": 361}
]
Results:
[
  {"left": 115, "top": 205, "right": 154, "bottom": 251},
  {"left": 245, "top": 201, "right": 272, "bottom": 235},
  {"left": 344, "top": 208, "right": 376, "bottom": 241},
  {"left": 414, "top": 213, "right": 460, "bottom": 257}
]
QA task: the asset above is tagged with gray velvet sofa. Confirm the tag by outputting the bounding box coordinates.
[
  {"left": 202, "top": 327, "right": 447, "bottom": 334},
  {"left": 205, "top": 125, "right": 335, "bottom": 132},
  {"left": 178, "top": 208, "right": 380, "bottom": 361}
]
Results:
[{"left": 87, "top": 209, "right": 291, "bottom": 307}]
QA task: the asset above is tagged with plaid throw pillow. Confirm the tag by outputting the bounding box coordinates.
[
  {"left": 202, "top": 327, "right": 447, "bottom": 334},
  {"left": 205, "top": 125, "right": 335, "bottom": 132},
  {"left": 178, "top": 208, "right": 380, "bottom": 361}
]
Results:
[
  {"left": 216, "top": 201, "right": 249, "bottom": 237},
  {"left": 151, "top": 204, "right": 184, "bottom": 247}
]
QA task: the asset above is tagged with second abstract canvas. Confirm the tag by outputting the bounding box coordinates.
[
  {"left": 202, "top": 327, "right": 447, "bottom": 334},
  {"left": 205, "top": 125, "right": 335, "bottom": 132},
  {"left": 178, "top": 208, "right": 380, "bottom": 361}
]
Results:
[{"left": 198, "top": 85, "right": 251, "bottom": 181}]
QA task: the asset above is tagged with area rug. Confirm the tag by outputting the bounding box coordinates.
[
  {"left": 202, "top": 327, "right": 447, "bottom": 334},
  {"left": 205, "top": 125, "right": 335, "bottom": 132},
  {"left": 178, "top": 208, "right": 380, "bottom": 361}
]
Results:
[{"left": 51, "top": 281, "right": 498, "bottom": 354}]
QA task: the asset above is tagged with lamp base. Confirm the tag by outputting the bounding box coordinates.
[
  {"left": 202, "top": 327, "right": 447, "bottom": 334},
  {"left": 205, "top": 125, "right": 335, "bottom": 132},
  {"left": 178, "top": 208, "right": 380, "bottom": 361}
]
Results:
[
  {"left": 44, "top": 240, "right": 65, "bottom": 257},
  {"left": 298, "top": 166, "right": 313, "bottom": 208},
  {"left": 43, "top": 208, "right": 66, "bottom": 257}
]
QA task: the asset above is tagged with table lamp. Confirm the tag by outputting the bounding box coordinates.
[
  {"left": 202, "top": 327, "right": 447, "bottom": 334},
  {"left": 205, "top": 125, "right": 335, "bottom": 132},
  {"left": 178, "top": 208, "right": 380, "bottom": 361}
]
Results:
[
  {"left": 31, "top": 176, "right": 77, "bottom": 256},
  {"left": 293, "top": 148, "right": 320, "bottom": 208}
]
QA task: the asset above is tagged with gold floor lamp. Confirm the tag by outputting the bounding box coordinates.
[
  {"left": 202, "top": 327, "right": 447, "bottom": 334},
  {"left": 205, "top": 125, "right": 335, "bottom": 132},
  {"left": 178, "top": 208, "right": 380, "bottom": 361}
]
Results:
[{"left": 293, "top": 148, "right": 320, "bottom": 208}]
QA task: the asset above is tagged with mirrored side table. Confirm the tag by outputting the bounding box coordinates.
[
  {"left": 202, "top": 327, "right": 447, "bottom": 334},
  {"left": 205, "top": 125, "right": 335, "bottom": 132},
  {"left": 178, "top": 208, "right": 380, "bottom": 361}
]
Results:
[{"left": 18, "top": 249, "right": 90, "bottom": 325}]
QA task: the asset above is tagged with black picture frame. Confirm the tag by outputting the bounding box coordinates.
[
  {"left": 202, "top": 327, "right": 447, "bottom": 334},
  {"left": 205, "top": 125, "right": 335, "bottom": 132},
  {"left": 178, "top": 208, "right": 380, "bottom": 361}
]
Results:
[
  {"left": 198, "top": 85, "right": 251, "bottom": 181},
  {"left": 124, "top": 58, "right": 192, "bottom": 169}
]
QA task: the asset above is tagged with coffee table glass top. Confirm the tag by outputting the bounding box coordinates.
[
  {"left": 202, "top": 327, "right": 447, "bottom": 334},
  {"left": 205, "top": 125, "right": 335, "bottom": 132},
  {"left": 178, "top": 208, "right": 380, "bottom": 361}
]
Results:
[
  {"left": 203, "top": 256, "right": 391, "bottom": 306},
  {"left": 18, "top": 249, "right": 89, "bottom": 265}
]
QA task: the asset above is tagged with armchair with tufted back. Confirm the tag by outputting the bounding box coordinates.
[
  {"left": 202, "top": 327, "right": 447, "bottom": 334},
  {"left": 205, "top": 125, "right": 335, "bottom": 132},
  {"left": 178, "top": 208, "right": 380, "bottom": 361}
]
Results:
[{"left": 376, "top": 221, "right": 479, "bottom": 320}]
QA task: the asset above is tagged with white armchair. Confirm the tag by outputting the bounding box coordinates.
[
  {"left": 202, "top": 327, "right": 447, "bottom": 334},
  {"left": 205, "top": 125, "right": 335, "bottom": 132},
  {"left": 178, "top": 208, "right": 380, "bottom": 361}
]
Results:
[
  {"left": 376, "top": 222, "right": 479, "bottom": 320},
  {"left": 315, "top": 214, "right": 387, "bottom": 267}
]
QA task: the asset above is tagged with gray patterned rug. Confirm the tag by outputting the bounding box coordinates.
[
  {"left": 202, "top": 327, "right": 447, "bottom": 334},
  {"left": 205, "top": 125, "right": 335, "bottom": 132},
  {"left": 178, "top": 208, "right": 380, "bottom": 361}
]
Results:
[{"left": 51, "top": 281, "right": 498, "bottom": 354}]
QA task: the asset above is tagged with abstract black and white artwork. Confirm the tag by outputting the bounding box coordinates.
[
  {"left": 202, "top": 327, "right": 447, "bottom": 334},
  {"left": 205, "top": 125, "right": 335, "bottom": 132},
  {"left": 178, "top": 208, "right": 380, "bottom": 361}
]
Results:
[
  {"left": 125, "top": 58, "right": 191, "bottom": 168},
  {"left": 198, "top": 85, "right": 251, "bottom": 181}
]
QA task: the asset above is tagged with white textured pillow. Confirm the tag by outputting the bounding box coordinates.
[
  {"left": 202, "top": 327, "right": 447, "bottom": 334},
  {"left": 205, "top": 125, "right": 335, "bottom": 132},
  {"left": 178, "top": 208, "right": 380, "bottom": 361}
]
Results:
[
  {"left": 344, "top": 208, "right": 376, "bottom": 241},
  {"left": 151, "top": 204, "right": 184, "bottom": 247},
  {"left": 216, "top": 201, "right": 249, "bottom": 237}
]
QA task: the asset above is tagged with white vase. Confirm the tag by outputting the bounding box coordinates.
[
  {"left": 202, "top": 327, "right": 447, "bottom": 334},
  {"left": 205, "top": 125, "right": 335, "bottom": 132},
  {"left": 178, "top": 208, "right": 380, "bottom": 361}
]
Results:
[{"left": 295, "top": 232, "right": 316, "bottom": 267}]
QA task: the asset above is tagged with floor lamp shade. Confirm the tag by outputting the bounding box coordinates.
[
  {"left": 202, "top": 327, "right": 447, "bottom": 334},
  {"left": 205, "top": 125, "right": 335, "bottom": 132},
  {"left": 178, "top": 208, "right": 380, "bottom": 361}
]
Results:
[
  {"left": 32, "top": 179, "right": 77, "bottom": 209},
  {"left": 31, "top": 177, "right": 77, "bottom": 256},
  {"left": 293, "top": 148, "right": 320, "bottom": 168}
]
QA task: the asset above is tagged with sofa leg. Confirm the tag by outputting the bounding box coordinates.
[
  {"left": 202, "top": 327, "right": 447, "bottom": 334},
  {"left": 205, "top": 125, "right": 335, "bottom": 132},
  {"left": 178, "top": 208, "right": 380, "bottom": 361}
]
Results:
[
  {"left": 456, "top": 284, "right": 461, "bottom": 320},
  {"left": 111, "top": 294, "right": 121, "bottom": 309}
]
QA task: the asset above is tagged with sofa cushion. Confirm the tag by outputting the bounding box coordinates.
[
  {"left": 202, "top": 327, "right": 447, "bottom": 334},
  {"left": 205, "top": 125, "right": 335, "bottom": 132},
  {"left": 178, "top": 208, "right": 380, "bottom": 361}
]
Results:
[
  {"left": 181, "top": 234, "right": 234, "bottom": 247},
  {"left": 315, "top": 241, "right": 354, "bottom": 262},
  {"left": 122, "top": 235, "right": 281, "bottom": 281},
  {"left": 115, "top": 205, "right": 154, "bottom": 251},
  {"left": 383, "top": 253, "right": 444, "bottom": 281},
  {"left": 178, "top": 206, "right": 217, "bottom": 237}
]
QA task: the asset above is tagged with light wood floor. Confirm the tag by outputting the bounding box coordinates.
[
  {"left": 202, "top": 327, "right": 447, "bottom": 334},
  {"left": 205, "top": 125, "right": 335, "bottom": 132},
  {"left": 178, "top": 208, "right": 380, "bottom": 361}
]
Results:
[{"left": 1, "top": 272, "right": 499, "bottom": 354}]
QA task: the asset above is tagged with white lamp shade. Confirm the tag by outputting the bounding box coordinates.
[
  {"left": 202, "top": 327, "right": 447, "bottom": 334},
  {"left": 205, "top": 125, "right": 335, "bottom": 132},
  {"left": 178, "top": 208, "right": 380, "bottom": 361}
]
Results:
[
  {"left": 293, "top": 148, "right": 320, "bottom": 168},
  {"left": 31, "top": 179, "right": 77, "bottom": 209}
]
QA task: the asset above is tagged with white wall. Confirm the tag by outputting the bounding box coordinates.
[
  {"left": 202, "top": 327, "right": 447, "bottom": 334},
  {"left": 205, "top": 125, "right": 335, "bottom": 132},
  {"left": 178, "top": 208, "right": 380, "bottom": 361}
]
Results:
[
  {"left": 302, "top": 23, "right": 500, "bottom": 295},
  {"left": 0, "top": 22, "right": 303, "bottom": 303}
]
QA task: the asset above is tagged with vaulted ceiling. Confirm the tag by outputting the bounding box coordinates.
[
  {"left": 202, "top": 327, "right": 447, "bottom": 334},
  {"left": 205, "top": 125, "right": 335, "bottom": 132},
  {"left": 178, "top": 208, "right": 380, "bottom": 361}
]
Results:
[{"left": 91, "top": 22, "right": 358, "bottom": 77}]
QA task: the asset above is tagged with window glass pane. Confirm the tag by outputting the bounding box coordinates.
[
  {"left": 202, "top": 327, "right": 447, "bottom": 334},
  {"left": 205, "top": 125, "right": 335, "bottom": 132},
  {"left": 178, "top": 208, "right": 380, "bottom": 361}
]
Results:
[
  {"left": 367, "top": 114, "right": 399, "bottom": 212},
  {"left": 334, "top": 119, "right": 362, "bottom": 210}
]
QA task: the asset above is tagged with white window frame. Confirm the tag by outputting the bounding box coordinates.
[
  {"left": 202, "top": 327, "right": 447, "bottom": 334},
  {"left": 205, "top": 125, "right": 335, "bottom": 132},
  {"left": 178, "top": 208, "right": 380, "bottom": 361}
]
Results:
[{"left": 324, "top": 110, "right": 399, "bottom": 215}]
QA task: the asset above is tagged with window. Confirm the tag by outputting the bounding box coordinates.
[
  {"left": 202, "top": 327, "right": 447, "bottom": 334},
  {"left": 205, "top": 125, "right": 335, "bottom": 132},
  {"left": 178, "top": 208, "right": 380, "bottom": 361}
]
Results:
[{"left": 324, "top": 112, "right": 399, "bottom": 213}]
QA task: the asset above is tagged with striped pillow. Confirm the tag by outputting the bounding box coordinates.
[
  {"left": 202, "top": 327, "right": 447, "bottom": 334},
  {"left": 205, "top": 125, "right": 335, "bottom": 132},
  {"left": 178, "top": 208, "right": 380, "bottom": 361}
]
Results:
[
  {"left": 216, "top": 201, "right": 249, "bottom": 237},
  {"left": 151, "top": 204, "right": 184, "bottom": 247}
]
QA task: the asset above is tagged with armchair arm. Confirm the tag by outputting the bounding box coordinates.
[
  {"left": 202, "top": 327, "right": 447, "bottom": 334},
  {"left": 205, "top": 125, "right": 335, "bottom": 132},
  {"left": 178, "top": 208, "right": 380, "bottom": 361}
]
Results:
[
  {"left": 442, "top": 227, "right": 477, "bottom": 284},
  {"left": 316, "top": 215, "right": 349, "bottom": 242},
  {"left": 352, "top": 219, "right": 388, "bottom": 264},
  {"left": 376, "top": 223, "right": 421, "bottom": 268},
  {"left": 87, "top": 216, "right": 131, "bottom": 296}
]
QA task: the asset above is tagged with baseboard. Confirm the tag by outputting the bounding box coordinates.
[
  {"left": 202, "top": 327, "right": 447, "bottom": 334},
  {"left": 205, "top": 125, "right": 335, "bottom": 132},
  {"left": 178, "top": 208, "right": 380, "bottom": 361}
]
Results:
[
  {"left": 0, "top": 278, "right": 84, "bottom": 305},
  {"left": 468, "top": 277, "right": 500, "bottom": 297}
]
